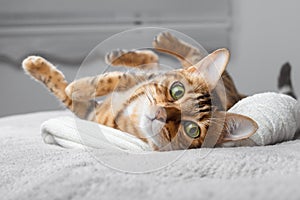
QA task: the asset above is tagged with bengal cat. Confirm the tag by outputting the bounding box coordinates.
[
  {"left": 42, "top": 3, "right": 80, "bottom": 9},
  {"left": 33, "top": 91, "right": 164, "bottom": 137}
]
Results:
[{"left": 23, "top": 32, "right": 258, "bottom": 151}]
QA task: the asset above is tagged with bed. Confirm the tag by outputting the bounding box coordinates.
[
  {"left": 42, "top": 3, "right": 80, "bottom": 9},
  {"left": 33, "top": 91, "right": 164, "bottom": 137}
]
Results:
[{"left": 1, "top": 110, "right": 300, "bottom": 200}]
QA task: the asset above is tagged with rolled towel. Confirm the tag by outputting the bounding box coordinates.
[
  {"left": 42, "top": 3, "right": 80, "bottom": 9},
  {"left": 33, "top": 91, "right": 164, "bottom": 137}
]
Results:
[
  {"left": 41, "top": 92, "right": 300, "bottom": 150},
  {"left": 227, "top": 92, "right": 300, "bottom": 146},
  {"left": 41, "top": 116, "right": 151, "bottom": 152}
]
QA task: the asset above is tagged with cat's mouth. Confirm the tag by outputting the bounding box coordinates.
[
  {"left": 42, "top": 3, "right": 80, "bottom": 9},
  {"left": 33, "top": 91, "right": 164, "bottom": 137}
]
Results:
[
  {"left": 140, "top": 115, "right": 166, "bottom": 146},
  {"left": 145, "top": 115, "right": 165, "bottom": 135}
]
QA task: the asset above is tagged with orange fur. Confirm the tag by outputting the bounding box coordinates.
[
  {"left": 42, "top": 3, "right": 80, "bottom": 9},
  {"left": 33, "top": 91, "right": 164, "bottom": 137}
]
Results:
[{"left": 23, "top": 32, "right": 257, "bottom": 151}]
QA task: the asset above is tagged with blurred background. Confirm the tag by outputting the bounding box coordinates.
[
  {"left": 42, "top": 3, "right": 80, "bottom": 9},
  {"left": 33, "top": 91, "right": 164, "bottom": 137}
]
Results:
[{"left": 0, "top": 0, "right": 299, "bottom": 117}]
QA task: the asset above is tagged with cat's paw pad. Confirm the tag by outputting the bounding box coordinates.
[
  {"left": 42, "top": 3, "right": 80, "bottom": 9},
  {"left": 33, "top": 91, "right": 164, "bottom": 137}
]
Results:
[
  {"left": 22, "top": 56, "right": 50, "bottom": 73},
  {"left": 153, "top": 32, "right": 179, "bottom": 51}
]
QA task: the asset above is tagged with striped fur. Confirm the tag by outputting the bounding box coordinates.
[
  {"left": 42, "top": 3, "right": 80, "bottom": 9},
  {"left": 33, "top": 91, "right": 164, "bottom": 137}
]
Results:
[
  {"left": 22, "top": 56, "right": 98, "bottom": 119},
  {"left": 23, "top": 32, "right": 257, "bottom": 151}
]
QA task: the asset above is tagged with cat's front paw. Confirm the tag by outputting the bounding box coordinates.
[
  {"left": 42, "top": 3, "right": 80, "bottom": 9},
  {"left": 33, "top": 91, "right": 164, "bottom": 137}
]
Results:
[{"left": 22, "top": 56, "right": 48, "bottom": 72}]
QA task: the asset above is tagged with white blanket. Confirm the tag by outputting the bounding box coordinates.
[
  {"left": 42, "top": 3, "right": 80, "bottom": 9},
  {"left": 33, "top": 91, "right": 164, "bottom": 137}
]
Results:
[
  {"left": 1, "top": 111, "right": 300, "bottom": 200},
  {"left": 41, "top": 93, "right": 300, "bottom": 150}
]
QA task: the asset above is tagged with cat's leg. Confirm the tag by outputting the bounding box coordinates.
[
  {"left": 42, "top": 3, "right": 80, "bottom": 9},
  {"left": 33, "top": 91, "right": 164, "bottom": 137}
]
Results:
[
  {"left": 105, "top": 49, "right": 159, "bottom": 70},
  {"left": 67, "top": 49, "right": 159, "bottom": 101},
  {"left": 65, "top": 72, "right": 151, "bottom": 101},
  {"left": 153, "top": 32, "right": 206, "bottom": 68},
  {"left": 22, "top": 56, "right": 99, "bottom": 120}
]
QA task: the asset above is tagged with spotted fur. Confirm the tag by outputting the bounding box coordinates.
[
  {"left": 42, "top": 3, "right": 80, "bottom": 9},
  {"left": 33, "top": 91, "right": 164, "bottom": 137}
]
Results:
[{"left": 23, "top": 32, "right": 257, "bottom": 151}]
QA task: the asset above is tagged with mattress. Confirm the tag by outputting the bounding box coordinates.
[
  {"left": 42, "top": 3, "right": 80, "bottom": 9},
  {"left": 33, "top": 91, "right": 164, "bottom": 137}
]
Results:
[{"left": 1, "top": 110, "right": 300, "bottom": 200}]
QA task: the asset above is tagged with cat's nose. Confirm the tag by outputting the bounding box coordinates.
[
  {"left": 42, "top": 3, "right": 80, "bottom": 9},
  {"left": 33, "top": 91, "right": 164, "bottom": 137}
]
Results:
[{"left": 155, "top": 107, "right": 167, "bottom": 122}]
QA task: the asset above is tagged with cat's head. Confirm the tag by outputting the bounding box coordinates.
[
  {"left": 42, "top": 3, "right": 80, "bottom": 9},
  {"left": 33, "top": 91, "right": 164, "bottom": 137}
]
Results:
[{"left": 119, "top": 49, "right": 258, "bottom": 150}]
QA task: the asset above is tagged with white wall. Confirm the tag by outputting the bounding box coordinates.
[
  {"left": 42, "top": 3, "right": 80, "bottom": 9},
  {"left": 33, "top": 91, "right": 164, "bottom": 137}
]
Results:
[
  {"left": 1, "top": 0, "right": 299, "bottom": 117},
  {"left": 229, "top": 0, "right": 300, "bottom": 96},
  {"left": 0, "top": 0, "right": 230, "bottom": 117}
]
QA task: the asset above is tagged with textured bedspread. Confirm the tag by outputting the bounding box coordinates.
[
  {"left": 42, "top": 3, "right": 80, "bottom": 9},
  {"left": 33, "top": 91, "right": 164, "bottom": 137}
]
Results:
[{"left": 1, "top": 111, "right": 300, "bottom": 200}]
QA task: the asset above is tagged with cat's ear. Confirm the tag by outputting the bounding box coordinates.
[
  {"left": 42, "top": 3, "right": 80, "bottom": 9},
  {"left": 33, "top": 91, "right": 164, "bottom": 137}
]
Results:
[
  {"left": 187, "top": 48, "right": 230, "bottom": 90},
  {"left": 219, "top": 113, "right": 258, "bottom": 143}
]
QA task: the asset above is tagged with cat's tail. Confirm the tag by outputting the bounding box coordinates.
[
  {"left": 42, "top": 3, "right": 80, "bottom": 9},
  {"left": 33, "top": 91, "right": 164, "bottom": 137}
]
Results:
[
  {"left": 278, "top": 62, "right": 297, "bottom": 99},
  {"left": 22, "top": 56, "right": 97, "bottom": 119}
]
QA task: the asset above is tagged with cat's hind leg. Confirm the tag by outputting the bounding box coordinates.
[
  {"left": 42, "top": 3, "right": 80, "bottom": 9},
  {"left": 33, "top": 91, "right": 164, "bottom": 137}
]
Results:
[{"left": 105, "top": 49, "right": 159, "bottom": 70}]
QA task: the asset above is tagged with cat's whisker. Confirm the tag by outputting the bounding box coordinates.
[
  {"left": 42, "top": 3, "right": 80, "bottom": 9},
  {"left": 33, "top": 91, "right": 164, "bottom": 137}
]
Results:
[
  {"left": 23, "top": 32, "right": 251, "bottom": 151},
  {"left": 144, "top": 87, "right": 154, "bottom": 104},
  {"left": 148, "top": 90, "right": 155, "bottom": 104},
  {"left": 162, "top": 127, "right": 172, "bottom": 142}
]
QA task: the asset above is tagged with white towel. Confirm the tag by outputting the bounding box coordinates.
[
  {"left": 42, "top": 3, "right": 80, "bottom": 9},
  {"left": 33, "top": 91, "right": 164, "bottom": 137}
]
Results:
[
  {"left": 41, "top": 92, "right": 300, "bottom": 150},
  {"left": 227, "top": 92, "right": 300, "bottom": 146},
  {"left": 41, "top": 116, "right": 151, "bottom": 152}
]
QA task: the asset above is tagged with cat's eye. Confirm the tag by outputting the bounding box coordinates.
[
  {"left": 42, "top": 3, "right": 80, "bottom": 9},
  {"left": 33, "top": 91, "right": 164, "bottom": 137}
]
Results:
[
  {"left": 183, "top": 121, "right": 201, "bottom": 139},
  {"left": 170, "top": 81, "right": 185, "bottom": 100}
]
